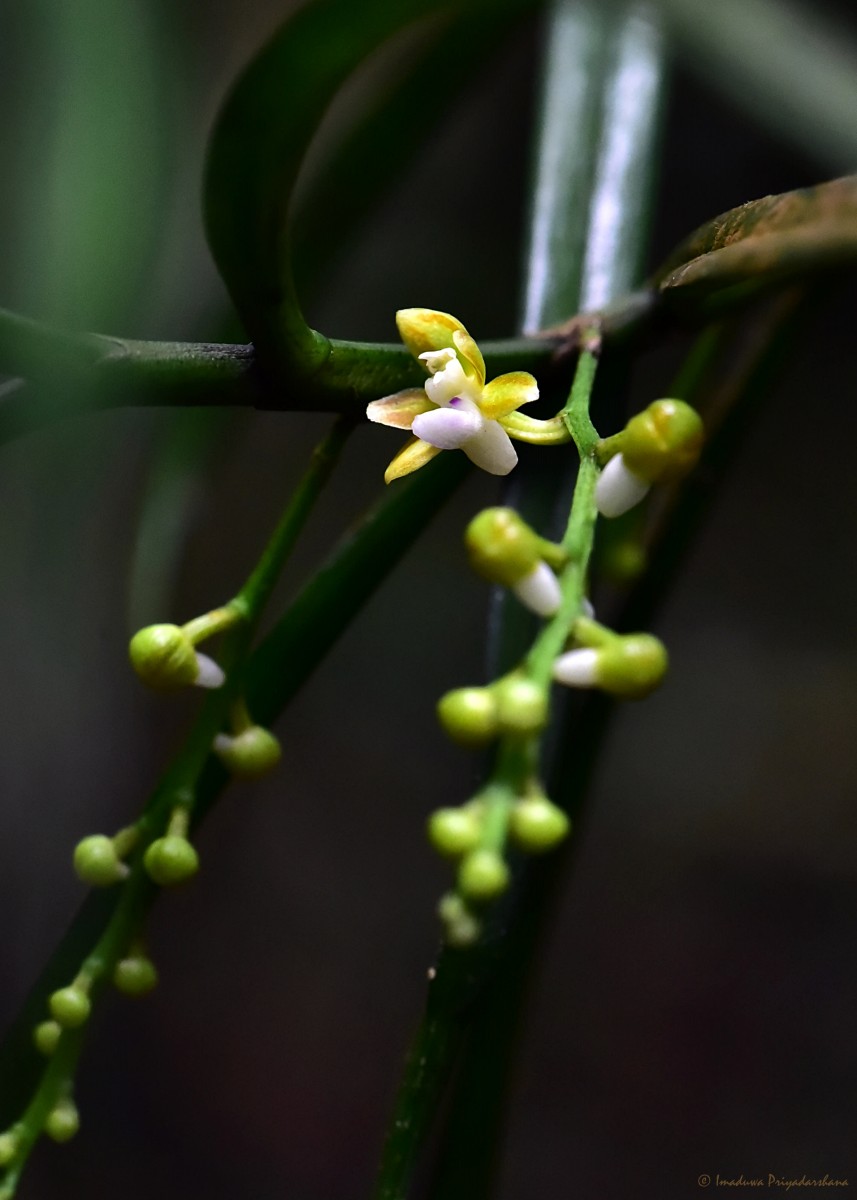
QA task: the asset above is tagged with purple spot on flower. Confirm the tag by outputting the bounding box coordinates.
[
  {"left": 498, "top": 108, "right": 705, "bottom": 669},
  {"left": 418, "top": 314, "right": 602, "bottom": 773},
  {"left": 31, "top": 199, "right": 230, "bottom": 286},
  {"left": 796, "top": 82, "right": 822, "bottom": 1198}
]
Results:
[{"left": 449, "top": 396, "right": 463, "bottom": 407}]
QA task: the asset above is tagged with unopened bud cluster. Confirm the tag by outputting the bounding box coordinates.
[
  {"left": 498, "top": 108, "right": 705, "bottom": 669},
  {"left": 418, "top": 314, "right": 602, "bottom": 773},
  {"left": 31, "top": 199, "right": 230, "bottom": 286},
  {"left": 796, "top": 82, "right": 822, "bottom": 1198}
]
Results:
[
  {"left": 428, "top": 787, "right": 570, "bottom": 947},
  {"left": 596, "top": 398, "right": 703, "bottom": 517},
  {"left": 437, "top": 674, "right": 548, "bottom": 747}
]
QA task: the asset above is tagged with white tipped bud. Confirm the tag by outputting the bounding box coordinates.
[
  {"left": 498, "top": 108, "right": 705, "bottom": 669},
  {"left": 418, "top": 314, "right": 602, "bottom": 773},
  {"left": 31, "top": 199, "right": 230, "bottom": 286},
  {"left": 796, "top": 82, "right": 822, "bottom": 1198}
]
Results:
[
  {"left": 552, "top": 647, "right": 600, "bottom": 688},
  {"left": 511, "top": 561, "right": 562, "bottom": 617},
  {"left": 595, "top": 454, "right": 649, "bottom": 518},
  {"left": 194, "top": 652, "right": 225, "bottom": 689}
]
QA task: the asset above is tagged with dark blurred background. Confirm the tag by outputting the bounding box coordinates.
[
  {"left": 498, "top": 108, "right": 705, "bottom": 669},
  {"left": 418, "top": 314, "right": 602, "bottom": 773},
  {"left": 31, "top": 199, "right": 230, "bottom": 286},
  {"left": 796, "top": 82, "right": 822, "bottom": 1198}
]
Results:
[{"left": 0, "top": 0, "right": 856, "bottom": 1196}]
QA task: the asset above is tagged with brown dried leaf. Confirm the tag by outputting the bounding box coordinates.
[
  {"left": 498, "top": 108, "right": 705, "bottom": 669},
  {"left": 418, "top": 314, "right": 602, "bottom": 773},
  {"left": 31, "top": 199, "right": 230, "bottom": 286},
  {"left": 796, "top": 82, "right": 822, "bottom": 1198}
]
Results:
[{"left": 655, "top": 175, "right": 857, "bottom": 298}]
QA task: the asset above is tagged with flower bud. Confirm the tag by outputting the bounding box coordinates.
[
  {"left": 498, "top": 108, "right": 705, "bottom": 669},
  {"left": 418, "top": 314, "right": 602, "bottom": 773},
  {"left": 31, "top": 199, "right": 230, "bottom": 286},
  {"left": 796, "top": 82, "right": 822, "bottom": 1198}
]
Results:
[
  {"left": 33, "top": 1020, "right": 62, "bottom": 1056},
  {"left": 465, "top": 508, "right": 542, "bottom": 586},
  {"left": 621, "top": 399, "right": 704, "bottom": 484},
  {"left": 492, "top": 677, "right": 548, "bottom": 735},
  {"left": 44, "top": 1100, "right": 79, "bottom": 1144},
  {"left": 509, "top": 797, "right": 570, "bottom": 853},
  {"left": 143, "top": 836, "right": 199, "bottom": 886},
  {"left": 427, "top": 807, "right": 482, "bottom": 859},
  {"left": 437, "top": 687, "right": 499, "bottom": 747},
  {"left": 457, "top": 849, "right": 510, "bottom": 902},
  {"left": 73, "top": 835, "right": 129, "bottom": 888},
  {"left": 113, "top": 954, "right": 159, "bottom": 997},
  {"left": 213, "top": 726, "right": 282, "bottom": 779},
  {"left": 129, "top": 624, "right": 224, "bottom": 691},
  {"left": 596, "top": 633, "right": 668, "bottom": 698},
  {"left": 49, "top": 986, "right": 91, "bottom": 1029},
  {"left": 437, "top": 892, "right": 481, "bottom": 948},
  {"left": 553, "top": 632, "right": 668, "bottom": 699},
  {"left": 0, "top": 1131, "right": 19, "bottom": 1168}
]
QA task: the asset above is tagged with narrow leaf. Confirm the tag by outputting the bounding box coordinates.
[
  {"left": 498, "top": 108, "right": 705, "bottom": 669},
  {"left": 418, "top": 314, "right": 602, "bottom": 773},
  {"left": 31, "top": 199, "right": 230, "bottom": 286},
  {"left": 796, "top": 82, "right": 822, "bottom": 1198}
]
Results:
[{"left": 655, "top": 174, "right": 857, "bottom": 301}]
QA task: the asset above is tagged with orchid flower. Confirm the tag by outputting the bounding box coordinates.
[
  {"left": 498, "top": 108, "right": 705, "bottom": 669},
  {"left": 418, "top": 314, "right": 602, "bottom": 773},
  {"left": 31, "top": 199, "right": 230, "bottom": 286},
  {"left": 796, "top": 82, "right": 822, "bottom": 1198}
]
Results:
[{"left": 367, "top": 309, "right": 539, "bottom": 483}]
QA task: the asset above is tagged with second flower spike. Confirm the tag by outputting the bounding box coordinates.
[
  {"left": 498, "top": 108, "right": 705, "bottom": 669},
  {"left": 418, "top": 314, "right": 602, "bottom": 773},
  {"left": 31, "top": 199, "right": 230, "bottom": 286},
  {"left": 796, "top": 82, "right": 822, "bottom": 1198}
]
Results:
[{"left": 367, "top": 309, "right": 539, "bottom": 483}]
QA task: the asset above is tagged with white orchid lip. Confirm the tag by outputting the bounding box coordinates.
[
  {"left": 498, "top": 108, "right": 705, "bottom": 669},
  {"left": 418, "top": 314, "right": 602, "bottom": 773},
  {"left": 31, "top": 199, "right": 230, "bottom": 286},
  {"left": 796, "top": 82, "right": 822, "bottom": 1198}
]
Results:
[
  {"left": 412, "top": 396, "right": 484, "bottom": 449},
  {"left": 460, "top": 419, "right": 518, "bottom": 475},
  {"left": 595, "top": 453, "right": 650, "bottom": 518}
]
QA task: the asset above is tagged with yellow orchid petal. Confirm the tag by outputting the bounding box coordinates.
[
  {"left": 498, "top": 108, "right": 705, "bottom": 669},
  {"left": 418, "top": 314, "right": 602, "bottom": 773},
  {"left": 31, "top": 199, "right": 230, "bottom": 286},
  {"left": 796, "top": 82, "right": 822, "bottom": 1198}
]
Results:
[
  {"left": 366, "top": 388, "right": 433, "bottom": 430},
  {"left": 480, "top": 371, "right": 539, "bottom": 419},
  {"left": 499, "top": 411, "right": 571, "bottom": 444},
  {"left": 396, "top": 309, "right": 486, "bottom": 387},
  {"left": 396, "top": 308, "right": 464, "bottom": 358},
  {"left": 384, "top": 435, "right": 443, "bottom": 484},
  {"left": 452, "top": 329, "right": 485, "bottom": 388}
]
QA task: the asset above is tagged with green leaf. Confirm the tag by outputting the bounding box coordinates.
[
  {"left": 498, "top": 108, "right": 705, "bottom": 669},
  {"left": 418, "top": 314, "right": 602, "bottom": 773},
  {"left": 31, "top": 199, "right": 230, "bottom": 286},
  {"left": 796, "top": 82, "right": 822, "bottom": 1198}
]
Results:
[
  {"left": 658, "top": 0, "right": 857, "bottom": 172},
  {"left": 203, "top": 0, "right": 535, "bottom": 397}
]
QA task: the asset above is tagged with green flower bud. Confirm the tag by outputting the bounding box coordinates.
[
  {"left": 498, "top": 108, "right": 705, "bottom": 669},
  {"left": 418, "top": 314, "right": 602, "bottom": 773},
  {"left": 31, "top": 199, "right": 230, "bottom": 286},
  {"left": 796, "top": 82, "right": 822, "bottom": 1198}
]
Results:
[
  {"left": 0, "top": 1131, "right": 19, "bottom": 1167},
  {"left": 44, "top": 1101, "right": 79, "bottom": 1144},
  {"left": 437, "top": 688, "right": 499, "bottom": 747},
  {"left": 509, "top": 797, "right": 570, "bottom": 853},
  {"left": 437, "top": 892, "right": 481, "bottom": 948},
  {"left": 49, "top": 986, "right": 91, "bottom": 1029},
  {"left": 129, "top": 624, "right": 199, "bottom": 690},
  {"left": 213, "top": 726, "right": 282, "bottom": 779},
  {"left": 458, "top": 849, "right": 510, "bottom": 902},
  {"left": 597, "top": 633, "right": 668, "bottom": 699},
  {"left": 620, "top": 399, "right": 704, "bottom": 484},
  {"left": 33, "top": 1020, "right": 62, "bottom": 1056},
  {"left": 113, "top": 954, "right": 159, "bottom": 997},
  {"left": 465, "top": 508, "right": 542, "bottom": 585},
  {"left": 144, "top": 836, "right": 199, "bottom": 886},
  {"left": 600, "top": 538, "right": 646, "bottom": 582},
  {"left": 492, "top": 677, "right": 548, "bottom": 735},
  {"left": 427, "top": 807, "right": 482, "bottom": 859},
  {"left": 73, "top": 835, "right": 128, "bottom": 887}
]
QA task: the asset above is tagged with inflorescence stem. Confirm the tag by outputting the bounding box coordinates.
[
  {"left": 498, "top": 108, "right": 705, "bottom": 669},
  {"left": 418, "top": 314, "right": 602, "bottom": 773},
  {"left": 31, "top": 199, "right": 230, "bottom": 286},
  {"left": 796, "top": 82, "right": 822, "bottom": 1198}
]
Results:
[{"left": 0, "top": 416, "right": 354, "bottom": 1196}]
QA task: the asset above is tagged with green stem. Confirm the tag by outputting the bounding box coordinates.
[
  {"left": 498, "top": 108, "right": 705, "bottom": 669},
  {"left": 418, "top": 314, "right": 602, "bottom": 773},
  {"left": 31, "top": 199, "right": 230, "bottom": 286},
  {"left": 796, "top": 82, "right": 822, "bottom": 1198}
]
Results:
[
  {"left": 418, "top": 4, "right": 668, "bottom": 1197},
  {"left": 0, "top": 304, "right": 571, "bottom": 446},
  {"left": 234, "top": 417, "right": 355, "bottom": 618}
]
